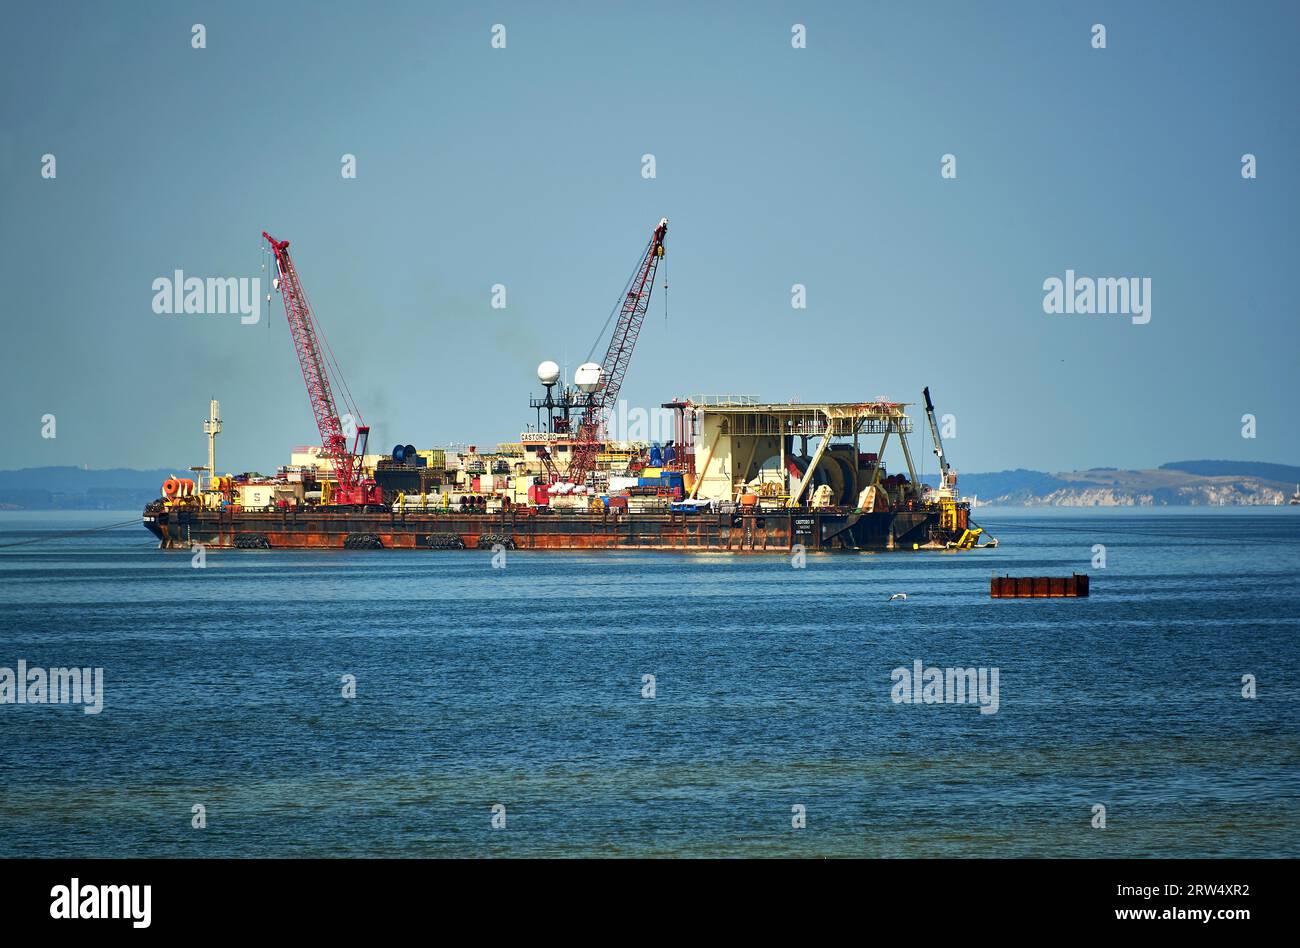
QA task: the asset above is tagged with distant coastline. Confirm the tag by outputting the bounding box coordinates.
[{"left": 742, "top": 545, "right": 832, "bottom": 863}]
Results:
[
  {"left": 2, "top": 461, "right": 1298, "bottom": 510},
  {"left": 921, "top": 460, "right": 1300, "bottom": 508},
  {"left": 0, "top": 467, "right": 178, "bottom": 511}
]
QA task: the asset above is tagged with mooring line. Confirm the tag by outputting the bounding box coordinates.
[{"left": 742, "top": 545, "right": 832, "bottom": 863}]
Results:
[{"left": 0, "top": 518, "right": 142, "bottom": 548}]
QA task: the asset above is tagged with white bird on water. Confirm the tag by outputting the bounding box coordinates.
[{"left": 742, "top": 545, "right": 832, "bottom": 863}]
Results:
[{"left": 888, "top": 593, "right": 908, "bottom": 602}]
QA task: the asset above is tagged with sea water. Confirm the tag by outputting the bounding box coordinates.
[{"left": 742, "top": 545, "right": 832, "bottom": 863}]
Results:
[{"left": 0, "top": 507, "right": 1296, "bottom": 857}]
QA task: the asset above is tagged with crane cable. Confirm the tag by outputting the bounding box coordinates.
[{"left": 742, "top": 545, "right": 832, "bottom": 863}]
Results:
[
  {"left": 662, "top": 255, "right": 668, "bottom": 327},
  {"left": 922, "top": 417, "right": 928, "bottom": 486},
  {"left": 295, "top": 266, "right": 362, "bottom": 428},
  {"left": 0, "top": 518, "right": 143, "bottom": 549},
  {"left": 584, "top": 230, "right": 655, "bottom": 366},
  {"left": 263, "top": 242, "right": 272, "bottom": 333}
]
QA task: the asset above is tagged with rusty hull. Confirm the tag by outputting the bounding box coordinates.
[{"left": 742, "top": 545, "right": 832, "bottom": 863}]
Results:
[{"left": 144, "top": 506, "right": 940, "bottom": 553}]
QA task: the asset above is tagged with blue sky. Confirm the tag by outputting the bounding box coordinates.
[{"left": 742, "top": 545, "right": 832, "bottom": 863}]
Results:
[{"left": 2, "top": 1, "right": 1297, "bottom": 474}]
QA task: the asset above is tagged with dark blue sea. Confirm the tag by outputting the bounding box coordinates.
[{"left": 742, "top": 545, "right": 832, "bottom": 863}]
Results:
[{"left": 1, "top": 508, "right": 1297, "bottom": 858}]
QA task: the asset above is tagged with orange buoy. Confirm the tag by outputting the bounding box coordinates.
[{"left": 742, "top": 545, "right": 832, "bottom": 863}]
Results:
[
  {"left": 739, "top": 493, "right": 759, "bottom": 507},
  {"left": 162, "top": 478, "right": 180, "bottom": 499}
]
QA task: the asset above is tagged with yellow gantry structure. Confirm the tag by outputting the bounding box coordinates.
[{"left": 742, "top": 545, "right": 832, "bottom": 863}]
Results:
[{"left": 687, "top": 400, "right": 917, "bottom": 506}]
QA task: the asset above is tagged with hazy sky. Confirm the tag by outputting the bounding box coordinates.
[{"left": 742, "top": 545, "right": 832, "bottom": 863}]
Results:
[{"left": 2, "top": 1, "right": 1297, "bottom": 475}]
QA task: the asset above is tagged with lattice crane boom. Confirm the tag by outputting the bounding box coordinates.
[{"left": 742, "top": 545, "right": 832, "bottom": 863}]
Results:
[
  {"left": 263, "top": 231, "right": 379, "bottom": 505},
  {"left": 567, "top": 217, "right": 668, "bottom": 484}
]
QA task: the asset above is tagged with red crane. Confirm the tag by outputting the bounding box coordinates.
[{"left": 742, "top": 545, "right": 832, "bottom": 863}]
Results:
[
  {"left": 565, "top": 217, "right": 668, "bottom": 485},
  {"left": 263, "top": 231, "right": 381, "bottom": 506}
]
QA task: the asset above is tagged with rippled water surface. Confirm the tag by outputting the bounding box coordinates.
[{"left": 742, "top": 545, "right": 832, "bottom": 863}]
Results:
[{"left": 1, "top": 508, "right": 1297, "bottom": 857}]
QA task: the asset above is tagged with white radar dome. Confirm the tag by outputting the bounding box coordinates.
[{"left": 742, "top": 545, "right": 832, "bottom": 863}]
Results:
[
  {"left": 574, "top": 362, "right": 603, "bottom": 393},
  {"left": 537, "top": 360, "right": 560, "bottom": 385}
]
